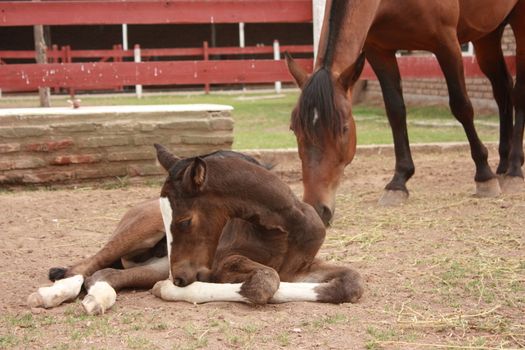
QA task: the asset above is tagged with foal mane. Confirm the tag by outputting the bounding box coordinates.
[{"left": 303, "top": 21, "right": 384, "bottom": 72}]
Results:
[{"left": 168, "top": 150, "right": 271, "bottom": 180}]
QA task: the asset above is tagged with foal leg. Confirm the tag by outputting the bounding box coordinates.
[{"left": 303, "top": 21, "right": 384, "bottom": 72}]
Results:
[
  {"left": 82, "top": 257, "right": 169, "bottom": 315},
  {"left": 473, "top": 28, "right": 515, "bottom": 181},
  {"left": 365, "top": 46, "right": 414, "bottom": 206},
  {"left": 55, "top": 198, "right": 165, "bottom": 279},
  {"left": 28, "top": 198, "right": 164, "bottom": 309},
  {"left": 433, "top": 33, "right": 500, "bottom": 197},
  {"left": 291, "top": 259, "right": 363, "bottom": 304}
]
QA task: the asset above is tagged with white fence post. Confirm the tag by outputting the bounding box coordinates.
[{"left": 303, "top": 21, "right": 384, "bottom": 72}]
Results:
[
  {"left": 273, "top": 40, "right": 282, "bottom": 94},
  {"left": 134, "top": 44, "right": 142, "bottom": 99},
  {"left": 312, "top": 0, "right": 326, "bottom": 64}
]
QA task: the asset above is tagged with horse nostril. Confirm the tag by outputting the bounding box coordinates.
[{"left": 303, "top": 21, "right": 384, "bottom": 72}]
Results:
[{"left": 174, "top": 277, "right": 187, "bottom": 287}]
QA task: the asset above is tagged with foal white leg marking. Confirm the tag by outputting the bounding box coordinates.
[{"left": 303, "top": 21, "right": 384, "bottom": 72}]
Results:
[
  {"left": 27, "top": 275, "right": 84, "bottom": 309},
  {"left": 152, "top": 281, "right": 322, "bottom": 304},
  {"left": 159, "top": 197, "right": 174, "bottom": 281},
  {"left": 269, "top": 282, "right": 321, "bottom": 303},
  {"left": 82, "top": 281, "right": 117, "bottom": 316},
  {"left": 152, "top": 280, "right": 248, "bottom": 304}
]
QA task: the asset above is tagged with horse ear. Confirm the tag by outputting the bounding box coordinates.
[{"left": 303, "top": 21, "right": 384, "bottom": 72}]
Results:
[
  {"left": 339, "top": 52, "right": 366, "bottom": 91},
  {"left": 154, "top": 144, "right": 180, "bottom": 171},
  {"left": 183, "top": 157, "right": 207, "bottom": 192},
  {"left": 285, "top": 52, "right": 309, "bottom": 89}
]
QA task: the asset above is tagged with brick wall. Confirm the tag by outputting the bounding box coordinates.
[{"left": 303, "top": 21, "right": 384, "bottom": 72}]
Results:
[
  {"left": 0, "top": 105, "right": 234, "bottom": 185},
  {"left": 364, "top": 26, "right": 516, "bottom": 110}
]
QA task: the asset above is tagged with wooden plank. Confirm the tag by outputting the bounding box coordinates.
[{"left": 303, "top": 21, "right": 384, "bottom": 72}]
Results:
[
  {"left": 0, "top": 59, "right": 314, "bottom": 91},
  {"left": 0, "top": 0, "right": 312, "bottom": 26}
]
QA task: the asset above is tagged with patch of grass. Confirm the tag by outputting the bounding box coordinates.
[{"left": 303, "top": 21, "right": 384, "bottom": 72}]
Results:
[
  {"left": 127, "top": 336, "right": 156, "bottom": 350},
  {"left": 277, "top": 331, "right": 291, "bottom": 347},
  {"left": 0, "top": 91, "right": 499, "bottom": 149}
]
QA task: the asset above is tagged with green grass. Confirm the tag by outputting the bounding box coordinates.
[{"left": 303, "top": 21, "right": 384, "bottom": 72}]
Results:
[{"left": 0, "top": 91, "right": 499, "bottom": 149}]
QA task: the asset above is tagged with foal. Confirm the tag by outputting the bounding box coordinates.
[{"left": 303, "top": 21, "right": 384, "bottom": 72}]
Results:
[
  {"left": 28, "top": 147, "right": 362, "bottom": 314},
  {"left": 152, "top": 144, "right": 363, "bottom": 305}
]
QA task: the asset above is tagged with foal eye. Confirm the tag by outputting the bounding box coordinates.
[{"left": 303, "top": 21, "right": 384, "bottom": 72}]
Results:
[{"left": 177, "top": 218, "right": 192, "bottom": 230}]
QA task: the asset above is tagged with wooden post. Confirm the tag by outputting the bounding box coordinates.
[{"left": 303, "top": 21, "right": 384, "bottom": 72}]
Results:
[
  {"left": 273, "top": 40, "right": 282, "bottom": 94},
  {"left": 33, "top": 24, "right": 50, "bottom": 107},
  {"left": 134, "top": 44, "right": 143, "bottom": 98},
  {"left": 312, "top": 0, "right": 326, "bottom": 64},
  {"left": 203, "top": 41, "right": 210, "bottom": 94}
]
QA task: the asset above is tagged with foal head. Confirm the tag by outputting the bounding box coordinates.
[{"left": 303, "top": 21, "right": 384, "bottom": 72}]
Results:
[
  {"left": 286, "top": 53, "right": 365, "bottom": 226},
  {"left": 155, "top": 144, "right": 279, "bottom": 287}
]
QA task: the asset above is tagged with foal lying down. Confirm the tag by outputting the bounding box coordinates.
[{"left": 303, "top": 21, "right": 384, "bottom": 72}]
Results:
[{"left": 28, "top": 145, "right": 363, "bottom": 314}]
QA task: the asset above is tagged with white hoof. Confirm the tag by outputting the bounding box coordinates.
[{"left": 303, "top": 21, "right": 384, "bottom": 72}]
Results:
[
  {"left": 378, "top": 190, "right": 408, "bottom": 207},
  {"left": 82, "top": 281, "right": 116, "bottom": 315},
  {"left": 27, "top": 275, "right": 84, "bottom": 309},
  {"left": 151, "top": 280, "right": 174, "bottom": 300}
]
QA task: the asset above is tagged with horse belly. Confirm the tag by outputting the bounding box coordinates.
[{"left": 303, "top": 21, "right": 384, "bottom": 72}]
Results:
[{"left": 457, "top": 0, "right": 518, "bottom": 42}]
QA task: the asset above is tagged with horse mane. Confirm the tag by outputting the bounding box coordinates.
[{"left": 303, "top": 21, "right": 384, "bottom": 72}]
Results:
[
  {"left": 291, "top": 1, "right": 348, "bottom": 144},
  {"left": 168, "top": 150, "right": 271, "bottom": 180},
  {"left": 292, "top": 68, "right": 342, "bottom": 144}
]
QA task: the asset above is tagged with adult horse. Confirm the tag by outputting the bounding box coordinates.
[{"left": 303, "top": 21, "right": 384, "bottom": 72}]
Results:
[
  {"left": 286, "top": 0, "right": 525, "bottom": 221},
  {"left": 28, "top": 147, "right": 362, "bottom": 314}
]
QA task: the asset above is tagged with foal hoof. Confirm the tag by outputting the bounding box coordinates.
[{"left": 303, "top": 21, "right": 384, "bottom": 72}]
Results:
[
  {"left": 378, "top": 190, "right": 408, "bottom": 207},
  {"left": 27, "top": 292, "right": 45, "bottom": 308},
  {"left": 499, "top": 175, "right": 524, "bottom": 194},
  {"left": 475, "top": 178, "right": 501, "bottom": 198},
  {"left": 82, "top": 281, "right": 117, "bottom": 315},
  {"left": 240, "top": 269, "right": 280, "bottom": 305}
]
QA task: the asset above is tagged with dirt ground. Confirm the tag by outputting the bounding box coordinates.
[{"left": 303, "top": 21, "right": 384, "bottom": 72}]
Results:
[{"left": 1, "top": 146, "right": 524, "bottom": 350}]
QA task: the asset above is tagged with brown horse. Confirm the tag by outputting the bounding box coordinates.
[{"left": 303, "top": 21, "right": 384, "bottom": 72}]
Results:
[
  {"left": 286, "top": 0, "right": 525, "bottom": 220},
  {"left": 28, "top": 147, "right": 362, "bottom": 314}
]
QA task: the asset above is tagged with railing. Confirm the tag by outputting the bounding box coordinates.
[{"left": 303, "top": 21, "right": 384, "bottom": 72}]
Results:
[{"left": 0, "top": 43, "right": 314, "bottom": 94}]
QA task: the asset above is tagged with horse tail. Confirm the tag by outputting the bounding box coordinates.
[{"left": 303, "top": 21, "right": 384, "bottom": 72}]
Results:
[{"left": 48, "top": 267, "right": 68, "bottom": 281}]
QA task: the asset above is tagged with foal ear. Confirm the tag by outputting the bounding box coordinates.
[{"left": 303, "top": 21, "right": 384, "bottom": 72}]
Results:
[
  {"left": 154, "top": 144, "right": 180, "bottom": 171},
  {"left": 338, "top": 52, "right": 366, "bottom": 91},
  {"left": 285, "top": 52, "right": 309, "bottom": 89},
  {"left": 183, "top": 157, "right": 207, "bottom": 192}
]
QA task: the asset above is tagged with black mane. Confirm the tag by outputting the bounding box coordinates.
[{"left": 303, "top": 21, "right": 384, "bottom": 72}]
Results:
[
  {"left": 292, "top": 68, "right": 343, "bottom": 144},
  {"left": 291, "top": 1, "right": 348, "bottom": 144}
]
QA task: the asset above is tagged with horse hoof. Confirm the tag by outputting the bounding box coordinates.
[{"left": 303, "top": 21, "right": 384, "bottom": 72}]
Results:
[
  {"left": 499, "top": 176, "right": 524, "bottom": 194},
  {"left": 82, "top": 281, "right": 116, "bottom": 315},
  {"left": 378, "top": 190, "right": 408, "bottom": 207},
  {"left": 27, "top": 292, "right": 44, "bottom": 308},
  {"left": 475, "top": 178, "right": 501, "bottom": 197}
]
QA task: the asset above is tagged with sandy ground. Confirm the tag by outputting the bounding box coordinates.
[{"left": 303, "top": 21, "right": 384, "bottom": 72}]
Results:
[{"left": 0, "top": 147, "right": 524, "bottom": 350}]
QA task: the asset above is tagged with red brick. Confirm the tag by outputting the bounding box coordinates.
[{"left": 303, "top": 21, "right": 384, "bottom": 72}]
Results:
[
  {"left": 51, "top": 154, "right": 102, "bottom": 165},
  {"left": 24, "top": 139, "right": 74, "bottom": 152},
  {"left": 0, "top": 143, "right": 20, "bottom": 153}
]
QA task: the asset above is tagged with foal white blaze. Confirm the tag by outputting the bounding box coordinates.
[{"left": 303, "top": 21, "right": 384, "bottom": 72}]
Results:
[
  {"left": 159, "top": 197, "right": 174, "bottom": 281},
  {"left": 27, "top": 275, "right": 84, "bottom": 308}
]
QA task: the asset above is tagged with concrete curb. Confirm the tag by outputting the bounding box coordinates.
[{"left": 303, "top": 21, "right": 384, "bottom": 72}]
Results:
[{"left": 241, "top": 141, "right": 498, "bottom": 165}]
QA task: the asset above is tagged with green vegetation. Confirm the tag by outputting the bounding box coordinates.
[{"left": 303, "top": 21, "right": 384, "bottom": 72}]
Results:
[{"left": 0, "top": 91, "right": 499, "bottom": 149}]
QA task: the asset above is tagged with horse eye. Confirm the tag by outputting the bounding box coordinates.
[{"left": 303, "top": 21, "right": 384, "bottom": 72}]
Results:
[{"left": 177, "top": 218, "right": 192, "bottom": 230}]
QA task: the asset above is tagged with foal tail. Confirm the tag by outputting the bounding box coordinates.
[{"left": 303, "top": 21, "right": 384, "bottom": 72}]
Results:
[{"left": 48, "top": 267, "right": 68, "bottom": 281}]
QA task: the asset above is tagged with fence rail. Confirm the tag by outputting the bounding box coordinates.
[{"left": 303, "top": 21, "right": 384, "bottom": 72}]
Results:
[{"left": 0, "top": 0, "right": 312, "bottom": 26}]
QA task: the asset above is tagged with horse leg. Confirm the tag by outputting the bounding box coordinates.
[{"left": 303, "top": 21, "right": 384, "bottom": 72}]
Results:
[
  {"left": 505, "top": 4, "right": 525, "bottom": 190},
  {"left": 472, "top": 27, "right": 514, "bottom": 181},
  {"left": 82, "top": 257, "right": 168, "bottom": 315},
  {"left": 433, "top": 34, "right": 500, "bottom": 197},
  {"left": 27, "top": 198, "right": 164, "bottom": 309},
  {"left": 365, "top": 47, "right": 414, "bottom": 206}
]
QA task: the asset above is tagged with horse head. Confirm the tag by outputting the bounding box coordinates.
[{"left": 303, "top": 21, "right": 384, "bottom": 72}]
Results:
[{"left": 286, "top": 53, "right": 365, "bottom": 226}]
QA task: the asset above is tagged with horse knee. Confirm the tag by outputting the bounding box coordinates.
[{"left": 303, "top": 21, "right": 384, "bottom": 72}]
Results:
[
  {"left": 314, "top": 268, "right": 364, "bottom": 304},
  {"left": 449, "top": 97, "right": 474, "bottom": 123},
  {"left": 239, "top": 268, "right": 280, "bottom": 305}
]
